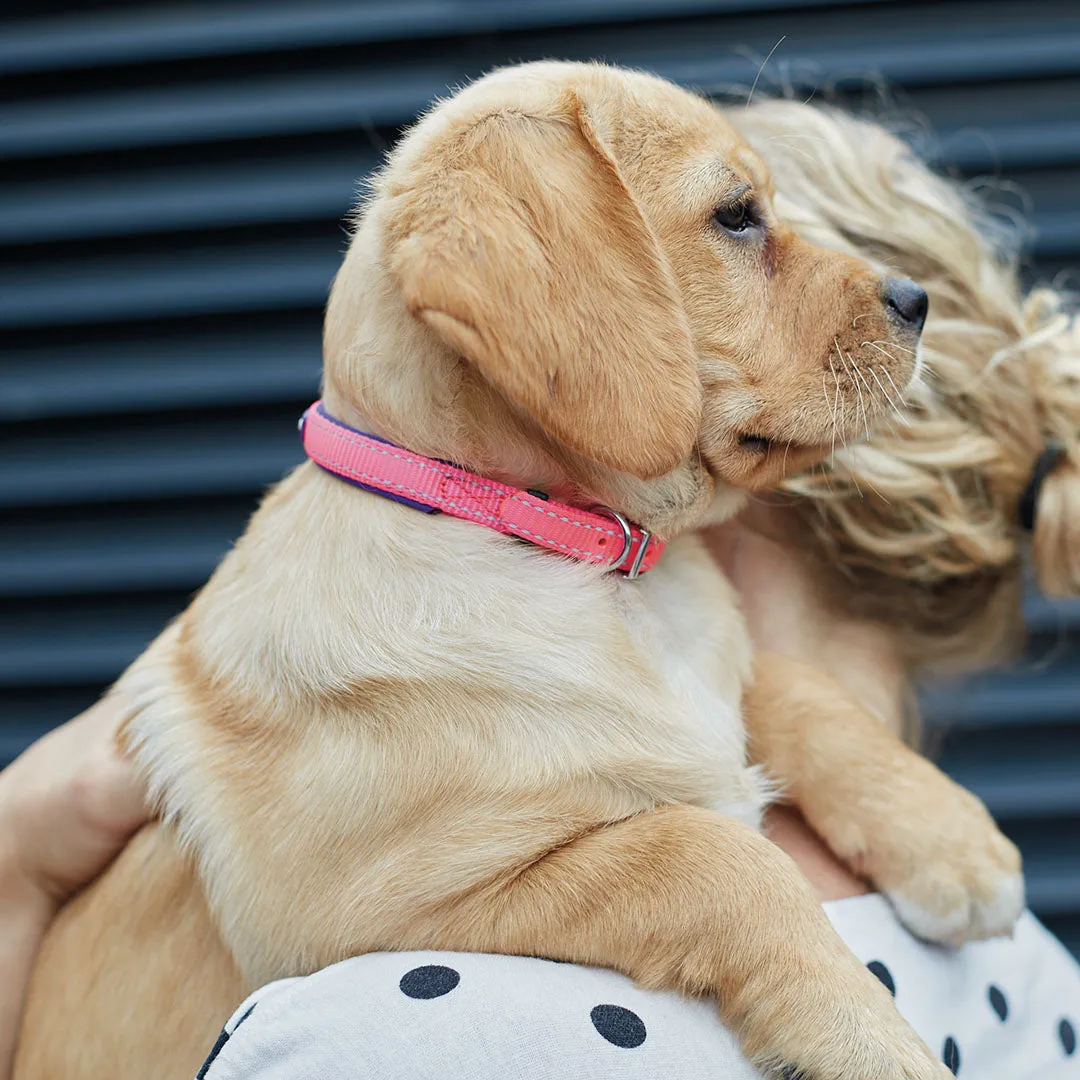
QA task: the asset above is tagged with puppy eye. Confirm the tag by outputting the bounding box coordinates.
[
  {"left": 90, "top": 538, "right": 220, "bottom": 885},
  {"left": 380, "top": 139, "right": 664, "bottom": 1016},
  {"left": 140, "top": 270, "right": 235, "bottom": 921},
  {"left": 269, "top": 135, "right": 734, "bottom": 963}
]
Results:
[
  {"left": 713, "top": 201, "right": 758, "bottom": 235},
  {"left": 739, "top": 434, "right": 771, "bottom": 454}
]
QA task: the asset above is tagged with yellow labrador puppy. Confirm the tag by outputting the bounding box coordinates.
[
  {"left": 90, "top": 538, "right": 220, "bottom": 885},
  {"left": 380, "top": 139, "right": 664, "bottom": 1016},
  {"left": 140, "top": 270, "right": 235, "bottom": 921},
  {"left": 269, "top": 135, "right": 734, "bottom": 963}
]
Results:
[{"left": 19, "top": 62, "right": 954, "bottom": 1080}]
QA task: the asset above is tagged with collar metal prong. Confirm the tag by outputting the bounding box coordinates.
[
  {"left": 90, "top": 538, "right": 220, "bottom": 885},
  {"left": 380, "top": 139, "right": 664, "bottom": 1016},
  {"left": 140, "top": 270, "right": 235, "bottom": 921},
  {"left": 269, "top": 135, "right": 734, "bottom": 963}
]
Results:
[{"left": 625, "top": 530, "right": 652, "bottom": 580}]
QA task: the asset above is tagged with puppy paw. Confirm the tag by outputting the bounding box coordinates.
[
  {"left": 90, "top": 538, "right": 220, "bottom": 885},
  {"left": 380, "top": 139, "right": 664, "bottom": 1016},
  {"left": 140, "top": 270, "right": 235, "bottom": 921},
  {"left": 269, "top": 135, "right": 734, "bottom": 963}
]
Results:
[
  {"left": 883, "top": 829, "right": 1024, "bottom": 945},
  {"left": 745, "top": 952, "right": 954, "bottom": 1080},
  {"left": 853, "top": 774, "right": 1024, "bottom": 945}
]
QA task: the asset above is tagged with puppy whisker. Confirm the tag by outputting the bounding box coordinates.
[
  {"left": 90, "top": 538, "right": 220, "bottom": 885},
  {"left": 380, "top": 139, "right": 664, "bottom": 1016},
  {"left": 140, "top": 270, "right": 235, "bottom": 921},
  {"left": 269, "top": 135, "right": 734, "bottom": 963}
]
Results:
[
  {"left": 881, "top": 365, "right": 911, "bottom": 411},
  {"left": 868, "top": 363, "right": 902, "bottom": 412},
  {"left": 765, "top": 141, "right": 818, "bottom": 167},
  {"left": 868, "top": 365, "right": 910, "bottom": 427},
  {"left": 832, "top": 367, "right": 861, "bottom": 493},
  {"left": 861, "top": 340, "right": 904, "bottom": 366},
  {"left": 762, "top": 134, "right": 830, "bottom": 164},
  {"left": 856, "top": 466, "right": 887, "bottom": 502},
  {"left": 819, "top": 373, "right": 837, "bottom": 493},
  {"left": 746, "top": 36, "right": 787, "bottom": 109},
  {"left": 862, "top": 344, "right": 917, "bottom": 416},
  {"left": 860, "top": 342, "right": 914, "bottom": 416},
  {"left": 764, "top": 133, "right": 830, "bottom": 145},
  {"left": 837, "top": 336, "right": 870, "bottom": 442},
  {"left": 863, "top": 338, "right": 916, "bottom": 357},
  {"left": 827, "top": 347, "right": 842, "bottom": 459}
]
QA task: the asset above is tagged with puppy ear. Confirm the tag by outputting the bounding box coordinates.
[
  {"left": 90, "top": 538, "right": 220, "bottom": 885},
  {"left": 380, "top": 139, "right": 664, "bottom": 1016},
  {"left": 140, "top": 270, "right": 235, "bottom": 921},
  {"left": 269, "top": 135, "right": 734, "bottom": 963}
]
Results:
[{"left": 390, "top": 92, "right": 701, "bottom": 480}]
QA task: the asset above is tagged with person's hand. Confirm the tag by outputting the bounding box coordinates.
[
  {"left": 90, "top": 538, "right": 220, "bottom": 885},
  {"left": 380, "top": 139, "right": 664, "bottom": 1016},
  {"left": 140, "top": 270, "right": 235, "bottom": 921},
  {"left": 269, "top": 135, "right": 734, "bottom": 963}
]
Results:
[
  {"left": 0, "top": 696, "right": 149, "bottom": 1080},
  {"left": 0, "top": 695, "right": 149, "bottom": 916}
]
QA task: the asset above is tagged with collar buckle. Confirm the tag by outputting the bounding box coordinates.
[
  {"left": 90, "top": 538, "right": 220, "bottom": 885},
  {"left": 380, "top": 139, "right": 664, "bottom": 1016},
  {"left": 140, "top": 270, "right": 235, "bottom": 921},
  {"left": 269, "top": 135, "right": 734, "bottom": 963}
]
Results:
[{"left": 591, "top": 506, "right": 653, "bottom": 580}]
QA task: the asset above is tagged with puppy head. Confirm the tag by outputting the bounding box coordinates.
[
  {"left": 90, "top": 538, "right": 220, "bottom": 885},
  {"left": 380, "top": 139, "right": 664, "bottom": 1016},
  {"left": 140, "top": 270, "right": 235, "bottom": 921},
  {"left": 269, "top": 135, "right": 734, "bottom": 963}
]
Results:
[
  {"left": 730, "top": 99, "right": 1080, "bottom": 670},
  {"left": 325, "top": 62, "right": 924, "bottom": 534}
]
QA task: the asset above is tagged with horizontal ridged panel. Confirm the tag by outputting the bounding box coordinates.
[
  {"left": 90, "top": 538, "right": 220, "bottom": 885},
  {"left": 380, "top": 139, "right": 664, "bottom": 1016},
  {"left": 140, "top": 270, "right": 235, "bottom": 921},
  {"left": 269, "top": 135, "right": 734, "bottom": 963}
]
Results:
[
  {"left": 939, "top": 725, "right": 1080, "bottom": 820},
  {"left": 0, "top": 497, "right": 252, "bottom": 596},
  {"left": 0, "top": 234, "right": 337, "bottom": 329},
  {"left": 2, "top": 0, "right": 1078, "bottom": 957},
  {"left": 0, "top": 152, "right": 373, "bottom": 245},
  {"left": 1, "top": 0, "right": 887, "bottom": 76},
  {"left": 0, "top": 317, "right": 320, "bottom": 422},
  {"left": 2, "top": 3, "right": 1078, "bottom": 160},
  {"left": 0, "top": 406, "right": 304, "bottom": 506}
]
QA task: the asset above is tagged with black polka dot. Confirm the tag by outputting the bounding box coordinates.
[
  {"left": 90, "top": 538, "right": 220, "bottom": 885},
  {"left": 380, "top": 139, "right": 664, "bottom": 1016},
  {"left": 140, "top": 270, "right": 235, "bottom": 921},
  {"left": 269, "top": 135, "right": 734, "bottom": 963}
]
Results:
[
  {"left": 867, "top": 960, "right": 895, "bottom": 996},
  {"left": 590, "top": 1004, "right": 647, "bottom": 1048},
  {"left": 235, "top": 1004, "right": 257, "bottom": 1030},
  {"left": 988, "top": 985, "right": 1008, "bottom": 1022},
  {"left": 1060, "top": 1018, "right": 1077, "bottom": 1056},
  {"left": 399, "top": 965, "right": 460, "bottom": 999},
  {"left": 196, "top": 1029, "right": 230, "bottom": 1080},
  {"left": 943, "top": 1036, "right": 961, "bottom": 1075},
  {"left": 195, "top": 1003, "right": 256, "bottom": 1079}
]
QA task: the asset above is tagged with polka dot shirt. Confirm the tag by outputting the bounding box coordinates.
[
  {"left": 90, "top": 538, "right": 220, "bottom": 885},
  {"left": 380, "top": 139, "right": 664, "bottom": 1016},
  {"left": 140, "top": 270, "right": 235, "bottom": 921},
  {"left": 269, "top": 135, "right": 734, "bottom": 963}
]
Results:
[{"left": 197, "top": 896, "right": 1080, "bottom": 1079}]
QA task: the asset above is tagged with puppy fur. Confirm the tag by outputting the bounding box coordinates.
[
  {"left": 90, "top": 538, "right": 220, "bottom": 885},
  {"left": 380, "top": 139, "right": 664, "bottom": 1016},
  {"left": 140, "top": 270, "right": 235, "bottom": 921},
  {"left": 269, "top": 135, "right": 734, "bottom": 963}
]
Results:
[{"left": 16, "top": 63, "right": 944, "bottom": 1080}]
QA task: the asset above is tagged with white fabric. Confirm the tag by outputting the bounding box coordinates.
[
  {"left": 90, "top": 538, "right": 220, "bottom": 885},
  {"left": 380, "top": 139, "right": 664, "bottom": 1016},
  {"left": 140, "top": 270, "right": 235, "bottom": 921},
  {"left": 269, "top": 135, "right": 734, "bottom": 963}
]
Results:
[{"left": 197, "top": 896, "right": 1080, "bottom": 1079}]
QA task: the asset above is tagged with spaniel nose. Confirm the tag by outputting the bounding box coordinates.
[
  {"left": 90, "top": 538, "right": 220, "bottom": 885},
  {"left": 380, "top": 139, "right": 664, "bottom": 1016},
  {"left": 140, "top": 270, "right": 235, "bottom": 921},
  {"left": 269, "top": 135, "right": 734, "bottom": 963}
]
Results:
[{"left": 882, "top": 276, "right": 928, "bottom": 332}]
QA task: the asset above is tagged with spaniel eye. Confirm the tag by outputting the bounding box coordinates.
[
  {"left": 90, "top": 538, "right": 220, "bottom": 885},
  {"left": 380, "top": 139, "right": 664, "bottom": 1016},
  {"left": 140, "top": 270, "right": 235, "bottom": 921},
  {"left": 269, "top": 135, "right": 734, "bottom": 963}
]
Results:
[
  {"left": 739, "top": 434, "right": 771, "bottom": 454},
  {"left": 713, "top": 201, "right": 757, "bottom": 235}
]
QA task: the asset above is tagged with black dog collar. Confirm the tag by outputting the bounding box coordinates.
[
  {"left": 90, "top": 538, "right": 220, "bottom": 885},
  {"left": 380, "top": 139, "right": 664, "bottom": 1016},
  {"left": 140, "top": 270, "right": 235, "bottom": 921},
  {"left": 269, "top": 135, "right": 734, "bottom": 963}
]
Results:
[{"left": 1019, "top": 441, "right": 1067, "bottom": 532}]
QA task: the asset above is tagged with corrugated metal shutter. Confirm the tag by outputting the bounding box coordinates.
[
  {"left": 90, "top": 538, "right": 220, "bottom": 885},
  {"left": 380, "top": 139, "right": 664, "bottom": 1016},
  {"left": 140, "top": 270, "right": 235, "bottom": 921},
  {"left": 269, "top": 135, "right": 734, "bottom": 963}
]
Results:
[{"left": 2, "top": 0, "right": 1078, "bottom": 953}]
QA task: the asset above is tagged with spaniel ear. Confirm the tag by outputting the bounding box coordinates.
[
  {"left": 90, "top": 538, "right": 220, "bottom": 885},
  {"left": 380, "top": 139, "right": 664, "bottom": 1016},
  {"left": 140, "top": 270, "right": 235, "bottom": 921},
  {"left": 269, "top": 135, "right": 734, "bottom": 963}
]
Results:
[{"left": 390, "top": 92, "right": 701, "bottom": 480}]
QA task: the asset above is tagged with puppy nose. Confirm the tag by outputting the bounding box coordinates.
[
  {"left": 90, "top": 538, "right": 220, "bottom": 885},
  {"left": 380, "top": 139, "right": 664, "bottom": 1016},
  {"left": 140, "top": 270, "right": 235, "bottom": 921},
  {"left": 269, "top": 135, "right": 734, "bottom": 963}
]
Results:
[{"left": 882, "top": 276, "right": 928, "bottom": 332}]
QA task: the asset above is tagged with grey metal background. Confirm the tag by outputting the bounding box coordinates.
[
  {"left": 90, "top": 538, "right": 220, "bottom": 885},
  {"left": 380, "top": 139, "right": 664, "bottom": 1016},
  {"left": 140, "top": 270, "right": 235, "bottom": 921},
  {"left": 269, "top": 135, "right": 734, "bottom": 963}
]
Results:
[{"left": 1, "top": 0, "right": 1078, "bottom": 953}]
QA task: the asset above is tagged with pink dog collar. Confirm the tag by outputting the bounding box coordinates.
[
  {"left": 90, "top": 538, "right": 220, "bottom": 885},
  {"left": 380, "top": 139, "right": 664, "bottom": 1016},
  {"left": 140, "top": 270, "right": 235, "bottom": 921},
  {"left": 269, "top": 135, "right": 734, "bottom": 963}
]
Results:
[{"left": 300, "top": 401, "right": 664, "bottom": 578}]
